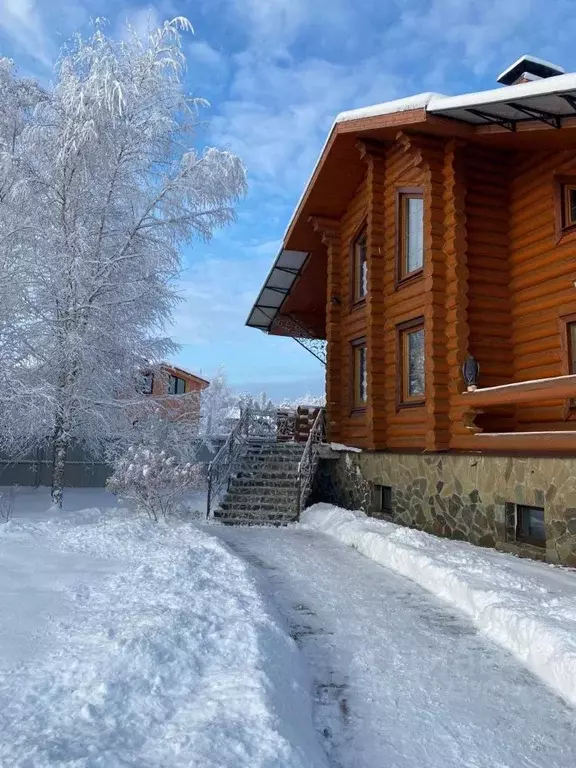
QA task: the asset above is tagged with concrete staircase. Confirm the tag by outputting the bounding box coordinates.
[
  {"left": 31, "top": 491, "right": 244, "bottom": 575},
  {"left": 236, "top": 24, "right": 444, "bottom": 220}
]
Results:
[{"left": 213, "top": 440, "right": 305, "bottom": 525}]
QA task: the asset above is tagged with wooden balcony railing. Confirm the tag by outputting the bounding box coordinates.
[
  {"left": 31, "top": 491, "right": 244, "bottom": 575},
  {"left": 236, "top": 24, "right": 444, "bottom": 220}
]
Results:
[
  {"left": 455, "top": 374, "right": 576, "bottom": 408},
  {"left": 453, "top": 374, "right": 576, "bottom": 453}
]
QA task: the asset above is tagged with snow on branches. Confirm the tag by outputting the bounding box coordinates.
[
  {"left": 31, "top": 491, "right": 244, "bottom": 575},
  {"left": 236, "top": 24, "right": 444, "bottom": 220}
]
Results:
[
  {"left": 0, "top": 19, "right": 246, "bottom": 505},
  {"left": 107, "top": 445, "right": 203, "bottom": 522}
]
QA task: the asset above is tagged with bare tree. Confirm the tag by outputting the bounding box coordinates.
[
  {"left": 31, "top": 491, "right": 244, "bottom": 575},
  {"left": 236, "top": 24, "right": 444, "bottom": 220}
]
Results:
[{"left": 0, "top": 18, "right": 246, "bottom": 506}]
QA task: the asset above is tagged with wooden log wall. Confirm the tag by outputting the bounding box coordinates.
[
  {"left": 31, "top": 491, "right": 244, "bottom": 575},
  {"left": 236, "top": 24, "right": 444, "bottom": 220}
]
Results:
[
  {"left": 324, "top": 139, "right": 576, "bottom": 452},
  {"left": 336, "top": 175, "right": 370, "bottom": 446},
  {"left": 364, "top": 147, "right": 387, "bottom": 450},
  {"left": 317, "top": 220, "right": 342, "bottom": 444},
  {"left": 465, "top": 146, "right": 514, "bottom": 391},
  {"left": 510, "top": 150, "right": 576, "bottom": 432},
  {"left": 381, "top": 139, "right": 428, "bottom": 450}
]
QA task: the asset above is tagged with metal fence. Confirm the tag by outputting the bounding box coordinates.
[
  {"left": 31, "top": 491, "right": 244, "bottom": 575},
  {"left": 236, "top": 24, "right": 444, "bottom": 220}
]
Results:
[{"left": 0, "top": 438, "right": 225, "bottom": 489}]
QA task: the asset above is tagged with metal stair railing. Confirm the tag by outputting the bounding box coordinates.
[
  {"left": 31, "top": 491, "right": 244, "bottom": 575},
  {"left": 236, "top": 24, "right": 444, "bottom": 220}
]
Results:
[
  {"left": 296, "top": 408, "right": 325, "bottom": 517},
  {"left": 206, "top": 409, "right": 251, "bottom": 518}
]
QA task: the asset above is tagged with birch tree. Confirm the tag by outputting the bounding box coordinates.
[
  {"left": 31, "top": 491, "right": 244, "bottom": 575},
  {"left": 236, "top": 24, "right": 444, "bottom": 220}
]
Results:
[
  {"left": 200, "top": 366, "right": 237, "bottom": 438},
  {"left": 0, "top": 18, "right": 246, "bottom": 506}
]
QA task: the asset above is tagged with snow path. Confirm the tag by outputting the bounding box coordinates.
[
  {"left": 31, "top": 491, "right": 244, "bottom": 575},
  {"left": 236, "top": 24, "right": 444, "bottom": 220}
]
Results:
[
  {"left": 0, "top": 493, "right": 327, "bottom": 768},
  {"left": 212, "top": 525, "right": 576, "bottom": 768}
]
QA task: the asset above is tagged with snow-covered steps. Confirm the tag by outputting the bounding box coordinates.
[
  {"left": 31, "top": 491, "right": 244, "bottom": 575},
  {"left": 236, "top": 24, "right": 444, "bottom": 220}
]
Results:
[{"left": 214, "top": 440, "right": 304, "bottom": 525}]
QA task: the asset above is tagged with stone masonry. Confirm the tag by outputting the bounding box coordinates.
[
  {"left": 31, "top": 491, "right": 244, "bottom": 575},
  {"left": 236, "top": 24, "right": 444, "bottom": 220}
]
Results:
[
  {"left": 312, "top": 451, "right": 576, "bottom": 566},
  {"left": 214, "top": 440, "right": 304, "bottom": 525}
]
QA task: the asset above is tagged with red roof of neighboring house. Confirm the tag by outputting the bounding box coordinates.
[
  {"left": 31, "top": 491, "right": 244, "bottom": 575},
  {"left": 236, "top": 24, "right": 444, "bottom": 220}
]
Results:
[{"left": 161, "top": 363, "right": 210, "bottom": 389}]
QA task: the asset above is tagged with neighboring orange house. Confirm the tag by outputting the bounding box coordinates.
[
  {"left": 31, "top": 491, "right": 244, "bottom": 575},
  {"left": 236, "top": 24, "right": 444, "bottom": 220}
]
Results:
[
  {"left": 247, "top": 55, "right": 576, "bottom": 565},
  {"left": 142, "top": 363, "right": 209, "bottom": 426}
]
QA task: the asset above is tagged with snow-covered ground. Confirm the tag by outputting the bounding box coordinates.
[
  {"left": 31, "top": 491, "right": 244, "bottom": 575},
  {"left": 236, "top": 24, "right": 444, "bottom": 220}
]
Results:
[
  {"left": 302, "top": 504, "right": 576, "bottom": 709},
  {"left": 4, "top": 487, "right": 576, "bottom": 768},
  {"left": 0, "top": 487, "right": 326, "bottom": 768},
  {"left": 214, "top": 524, "right": 576, "bottom": 768}
]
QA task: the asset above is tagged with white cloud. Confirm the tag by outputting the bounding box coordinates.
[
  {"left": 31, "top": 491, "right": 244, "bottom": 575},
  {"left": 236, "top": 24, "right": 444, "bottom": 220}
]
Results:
[
  {"left": 188, "top": 40, "right": 225, "bottom": 68},
  {"left": 172, "top": 252, "right": 271, "bottom": 346},
  {"left": 210, "top": 52, "right": 406, "bottom": 195},
  {"left": 213, "top": 0, "right": 355, "bottom": 51},
  {"left": 0, "top": 0, "right": 53, "bottom": 66},
  {"left": 119, "top": 6, "right": 163, "bottom": 40}
]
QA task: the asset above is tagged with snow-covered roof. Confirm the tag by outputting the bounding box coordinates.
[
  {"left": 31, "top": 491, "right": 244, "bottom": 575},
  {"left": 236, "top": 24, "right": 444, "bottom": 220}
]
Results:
[
  {"left": 161, "top": 362, "right": 210, "bottom": 387},
  {"left": 334, "top": 71, "right": 576, "bottom": 127},
  {"left": 336, "top": 92, "right": 443, "bottom": 123},
  {"left": 497, "top": 54, "right": 565, "bottom": 84}
]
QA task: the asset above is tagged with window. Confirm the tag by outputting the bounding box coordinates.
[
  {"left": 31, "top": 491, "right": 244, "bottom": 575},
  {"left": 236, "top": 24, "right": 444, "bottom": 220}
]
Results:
[
  {"left": 397, "top": 189, "right": 424, "bottom": 281},
  {"left": 559, "top": 313, "right": 576, "bottom": 413},
  {"left": 516, "top": 505, "right": 546, "bottom": 548},
  {"left": 555, "top": 177, "right": 576, "bottom": 239},
  {"left": 352, "top": 340, "right": 367, "bottom": 408},
  {"left": 398, "top": 319, "right": 425, "bottom": 405},
  {"left": 352, "top": 227, "right": 368, "bottom": 303},
  {"left": 168, "top": 375, "right": 186, "bottom": 395},
  {"left": 141, "top": 373, "right": 154, "bottom": 395},
  {"left": 370, "top": 485, "right": 393, "bottom": 519},
  {"left": 562, "top": 183, "right": 576, "bottom": 230},
  {"left": 568, "top": 321, "right": 576, "bottom": 375}
]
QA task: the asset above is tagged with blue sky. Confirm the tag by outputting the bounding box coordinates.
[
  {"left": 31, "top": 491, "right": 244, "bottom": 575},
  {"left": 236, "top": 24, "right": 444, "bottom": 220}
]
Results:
[{"left": 1, "top": 0, "right": 576, "bottom": 399}]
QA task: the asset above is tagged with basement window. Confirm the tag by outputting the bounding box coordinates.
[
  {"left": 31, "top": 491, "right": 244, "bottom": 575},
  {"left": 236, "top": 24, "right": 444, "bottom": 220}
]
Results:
[
  {"left": 370, "top": 484, "right": 393, "bottom": 519},
  {"left": 516, "top": 504, "right": 546, "bottom": 548}
]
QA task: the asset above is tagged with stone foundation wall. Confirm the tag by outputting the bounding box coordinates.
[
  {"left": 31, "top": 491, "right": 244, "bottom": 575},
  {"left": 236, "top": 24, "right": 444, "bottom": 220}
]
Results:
[{"left": 312, "top": 451, "right": 576, "bottom": 566}]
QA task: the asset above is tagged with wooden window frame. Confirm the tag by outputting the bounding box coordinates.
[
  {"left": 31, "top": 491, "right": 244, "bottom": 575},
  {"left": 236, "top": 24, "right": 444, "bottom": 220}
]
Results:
[
  {"left": 515, "top": 504, "right": 546, "bottom": 548},
  {"left": 351, "top": 337, "right": 368, "bottom": 412},
  {"left": 395, "top": 187, "right": 424, "bottom": 288},
  {"left": 350, "top": 222, "right": 368, "bottom": 308},
  {"left": 396, "top": 317, "right": 425, "bottom": 409},
  {"left": 558, "top": 311, "right": 576, "bottom": 417},
  {"left": 168, "top": 374, "right": 187, "bottom": 395},
  {"left": 554, "top": 176, "right": 576, "bottom": 242}
]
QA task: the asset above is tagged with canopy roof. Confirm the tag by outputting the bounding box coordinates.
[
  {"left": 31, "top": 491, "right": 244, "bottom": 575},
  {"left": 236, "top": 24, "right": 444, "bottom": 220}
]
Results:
[
  {"left": 246, "top": 64, "right": 576, "bottom": 339},
  {"left": 246, "top": 249, "right": 309, "bottom": 332},
  {"left": 429, "top": 71, "right": 576, "bottom": 128}
]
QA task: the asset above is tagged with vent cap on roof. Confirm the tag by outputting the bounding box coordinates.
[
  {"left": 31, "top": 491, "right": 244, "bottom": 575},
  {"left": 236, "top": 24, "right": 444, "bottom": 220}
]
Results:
[{"left": 497, "top": 55, "right": 565, "bottom": 86}]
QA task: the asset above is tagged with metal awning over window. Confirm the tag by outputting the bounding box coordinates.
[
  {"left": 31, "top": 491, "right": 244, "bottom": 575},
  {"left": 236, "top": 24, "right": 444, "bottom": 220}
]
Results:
[{"left": 246, "top": 249, "right": 309, "bottom": 331}]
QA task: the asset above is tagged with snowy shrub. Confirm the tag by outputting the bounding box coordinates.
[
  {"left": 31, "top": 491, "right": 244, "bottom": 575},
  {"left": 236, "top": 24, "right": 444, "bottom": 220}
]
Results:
[{"left": 107, "top": 446, "right": 203, "bottom": 522}]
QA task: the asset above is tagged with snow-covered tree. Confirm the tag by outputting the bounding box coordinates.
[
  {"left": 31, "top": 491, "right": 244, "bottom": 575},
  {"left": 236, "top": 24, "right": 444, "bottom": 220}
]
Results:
[
  {"left": 277, "top": 394, "right": 326, "bottom": 409},
  {"left": 199, "top": 365, "right": 237, "bottom": 438},
  {"left": 237, "top": 390, "right": 275, "bottom": 414},
  {"left": 0, "top": 61, "right": 44, "bottom": 406},
  {"left": 0, "top": 19, "right": 246, "bottom": 506}
]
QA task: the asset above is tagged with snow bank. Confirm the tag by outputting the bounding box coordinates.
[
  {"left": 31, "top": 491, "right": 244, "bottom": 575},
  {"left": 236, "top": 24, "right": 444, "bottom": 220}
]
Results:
[
  {"left": 301, "top": 503, "right": 576, "bottom": 708},
  {"left": 0, "top": 491, "right": 327, "bottom": 767}
]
